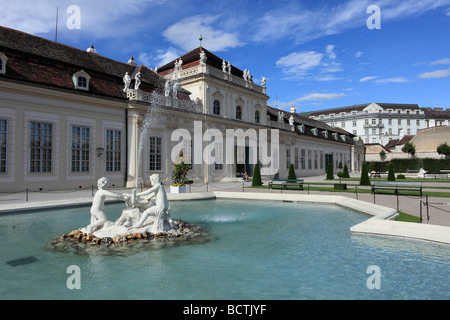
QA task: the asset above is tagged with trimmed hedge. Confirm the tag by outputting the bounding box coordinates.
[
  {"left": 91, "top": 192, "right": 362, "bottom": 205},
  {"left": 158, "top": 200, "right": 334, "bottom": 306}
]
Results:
[{"left": 366, "top": 158, "right": 450, "bottom": 173}]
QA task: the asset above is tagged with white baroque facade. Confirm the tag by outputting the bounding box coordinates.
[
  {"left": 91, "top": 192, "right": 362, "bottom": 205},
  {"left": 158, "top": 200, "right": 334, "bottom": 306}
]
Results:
[{"left": 0, "top": 27, "right": 364, "bottom": 192}]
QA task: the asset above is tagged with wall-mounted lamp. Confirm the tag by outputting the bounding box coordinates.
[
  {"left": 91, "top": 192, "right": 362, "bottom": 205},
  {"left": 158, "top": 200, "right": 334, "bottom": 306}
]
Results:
[{"left": 96, "top": 147, "right": 104, "bottom": 157}]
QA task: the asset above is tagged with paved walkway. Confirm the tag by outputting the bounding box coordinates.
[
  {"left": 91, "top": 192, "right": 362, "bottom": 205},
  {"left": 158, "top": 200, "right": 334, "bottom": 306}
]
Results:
[{"left": 1, "top": 173, "right": 450, "bottom": 227}]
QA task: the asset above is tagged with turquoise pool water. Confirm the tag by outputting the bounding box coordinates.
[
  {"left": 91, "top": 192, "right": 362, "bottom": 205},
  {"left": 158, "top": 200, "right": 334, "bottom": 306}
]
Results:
[{"left": 0, "top": 199, "right": 449, "bottom": 300}]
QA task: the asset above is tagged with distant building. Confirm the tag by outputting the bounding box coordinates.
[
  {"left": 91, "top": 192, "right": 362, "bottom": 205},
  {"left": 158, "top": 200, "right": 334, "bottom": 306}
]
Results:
[
  {"left": 365, "top": 126, "right": 450, "bottom": 162},
  {"left": 308, "top": 103, "right": 450, "bottom": 145}
]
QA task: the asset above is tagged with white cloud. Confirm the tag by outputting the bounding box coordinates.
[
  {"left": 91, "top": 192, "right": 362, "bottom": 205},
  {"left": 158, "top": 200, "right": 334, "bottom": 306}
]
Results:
[
  {"left": 326, "top": 45, "right": 336, "bottom": 60},
  {"left": 360, "top": 76, "right": 377, "bottom": 82},
  {"left": 276, "top": 51, "right": 323, "bottom": 70},
  {"left": 2, "top": 0, "right": 167, "bottom": 38},
  {"left": 276, "top": 45, "right": 342, "bottom": 80},
  {"left": 355, "top": 51, "right": 363, "bottom": 58},
  {"left": 138, "top": 47, "right": 181, "bottom": 68},
  {"left": 419, "top": 68, "right": 450, "bottom": 79},
  {"left": 163, "top": 15, "right": 243, "bottom": 52},
  {"left": 295, "top": 92, "right": 347, "bottom": 103},
  {"left": 429, "top": 58, "right": 450, "bottom": 65},
  {"left": 374, "top": 77, "right": 409, "bottom": 83},
  {"left": 252, "top": 0, "right": 450, "bottom": 45}
]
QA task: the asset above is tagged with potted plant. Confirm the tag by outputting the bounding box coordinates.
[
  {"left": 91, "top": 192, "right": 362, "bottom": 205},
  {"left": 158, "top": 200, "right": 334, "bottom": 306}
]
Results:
[{"left": 170, "top": 151, "right": 190, "bottom": 193}]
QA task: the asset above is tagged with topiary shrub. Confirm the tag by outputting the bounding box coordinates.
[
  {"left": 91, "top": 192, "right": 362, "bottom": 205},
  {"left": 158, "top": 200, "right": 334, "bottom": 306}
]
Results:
[
  {"left": 360, "top": 162, "right": 371, "bottom": 186},
  {"left": 287, "top": 163, "right": 296, "bottom": 180},
  {"left": 387, "top": 164, "right": 396, "bottom": 181},
  {"left": 342, "top": 165, "right": 350, "bottom": 178},
  {"left": 326, "top": 163, "right": 334, "bottom": 180},
  {"left": 252, "top": 163, "right": 262, "bottom": 187}
]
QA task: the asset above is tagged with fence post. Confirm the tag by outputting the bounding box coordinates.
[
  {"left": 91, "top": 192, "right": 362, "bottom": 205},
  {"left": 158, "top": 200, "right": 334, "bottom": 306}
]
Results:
[
  {"left": 419, "top": 200, "right": 423, "bottom": 223},
  {"left": 355, "top": 186, "right": 358, "bottom": 199},
  {"left": 26, "top": 188, "right": 29, "bottom": 202},
  {"left": 426, "top": 195, "right": 430, "bottom": 222},
  {"left": 206, "top": 182, "right": 208, "bottom": 192},
  {"left": 242, "top": 182, "right": 244, "bottom": 192}
]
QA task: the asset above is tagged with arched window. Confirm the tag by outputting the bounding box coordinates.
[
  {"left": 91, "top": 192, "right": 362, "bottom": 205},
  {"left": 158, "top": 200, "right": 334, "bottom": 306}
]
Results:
[
  {"left": 213, "top": 100, "right": 220, "bottom": 115},
  {"left": 255, "top": 110, "right": 260, "bottom": 124},
  {"left": 236, "top": 106, "right": 242, "bottom": 119}
]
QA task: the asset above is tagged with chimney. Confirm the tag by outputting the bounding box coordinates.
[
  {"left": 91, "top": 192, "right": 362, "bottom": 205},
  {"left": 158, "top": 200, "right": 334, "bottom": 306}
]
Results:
[
  {"left": 290, "top": 106, "right": 296, "bottom": 114},
  {"left": 87, "top": 45, "right": 97, "bottom": 54},
  {"left": 128, "top": 56, "right": 137, "bottom": 66}
]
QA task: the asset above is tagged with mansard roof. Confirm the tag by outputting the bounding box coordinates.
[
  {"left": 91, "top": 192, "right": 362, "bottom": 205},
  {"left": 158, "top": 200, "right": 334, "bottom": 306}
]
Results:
[
  {"left": 267, "top": 106, "right": 357, "bottom": 144},
  {"left": 157, "top": 47, "right": 250, "bottom": 79},
  {"left": 0, "top": 26, "right": 181, "bottom": 100},
  {"left": 308, "top": 103, "right": 420, "bottom": 116}
]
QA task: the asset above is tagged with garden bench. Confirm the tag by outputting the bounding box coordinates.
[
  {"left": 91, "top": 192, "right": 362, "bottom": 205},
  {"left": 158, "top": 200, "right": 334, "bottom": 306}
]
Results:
[
  {"left": 371, "top": 181, "right": 422, "bottom": 196},
  {"left": 268, "top": 179, "right": 304, "bottom": 190}
]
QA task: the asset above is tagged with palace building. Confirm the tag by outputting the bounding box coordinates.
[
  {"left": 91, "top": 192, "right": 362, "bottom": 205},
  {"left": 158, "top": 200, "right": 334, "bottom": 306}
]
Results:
[{"left": 0, "top": 26, "right": 364, "bottom": 192}]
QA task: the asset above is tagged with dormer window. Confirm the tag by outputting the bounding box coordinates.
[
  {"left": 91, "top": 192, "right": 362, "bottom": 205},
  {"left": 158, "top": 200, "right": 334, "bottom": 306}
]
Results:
[
  {"left": 0, "top": 52, "right": 7, "bottom": 74},
  {"left": 297, "top": 124, "right": 304, "bottom": 133},
  {"left": 72, "top": 70, "right": 91, "bottom": 91}
]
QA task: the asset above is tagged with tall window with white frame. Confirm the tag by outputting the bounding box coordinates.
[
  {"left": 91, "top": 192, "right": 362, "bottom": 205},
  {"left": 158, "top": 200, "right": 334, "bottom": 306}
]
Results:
[
  {"left": 294, "top": 148, "right": 299, "bottom": 170},
  {"left": 301, "top": 149, "right": 306, "bottom": 170},
  {"left": 71, "top": 126, "right": 90, "bottom": 172},
  {"left": 149, "top": 136, "right": 162, "bottom": 171},
  {"left": 236, "top": 106, "right": 242, "bottom": 120},
  {"left": 0, "top": 119, "right": 7, "bottom": 173},
  {"left": 105, "top": 129, "right": 121, "bottom": 172},
  {"left": 30, "top": 122, "right": 52, "bottom": 173},
  {"left": 213, "top": 100, "right": 220, "bottom": 115},
  {"left": 255, "top": 111, "right": 260, "bottom": 124}
]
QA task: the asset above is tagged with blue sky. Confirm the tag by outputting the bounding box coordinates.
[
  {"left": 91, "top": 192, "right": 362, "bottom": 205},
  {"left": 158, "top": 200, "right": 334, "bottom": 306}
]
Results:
[{"left": 3, "top": 0, "right": 450, "bottom": 112}]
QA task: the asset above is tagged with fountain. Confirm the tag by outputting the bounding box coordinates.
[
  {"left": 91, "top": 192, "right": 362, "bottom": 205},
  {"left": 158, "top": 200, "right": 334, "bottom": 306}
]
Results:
[{"left": 48, "top": 174, "right": 206, "bottom": 255}]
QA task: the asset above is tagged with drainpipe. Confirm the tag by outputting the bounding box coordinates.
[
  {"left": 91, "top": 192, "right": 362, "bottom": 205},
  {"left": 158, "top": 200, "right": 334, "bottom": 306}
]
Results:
[{"left": 124, "top": 108, "right": 128, "bottom": 187}]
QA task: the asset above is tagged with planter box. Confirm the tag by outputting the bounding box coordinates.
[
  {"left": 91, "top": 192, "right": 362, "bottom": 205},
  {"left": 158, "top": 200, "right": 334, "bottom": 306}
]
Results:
[
  {"left": 334, "top": 183, "right": 347, "bottom": 191},
  {"left": 170, "top": 185, "right": 187, "bottom": 193}
]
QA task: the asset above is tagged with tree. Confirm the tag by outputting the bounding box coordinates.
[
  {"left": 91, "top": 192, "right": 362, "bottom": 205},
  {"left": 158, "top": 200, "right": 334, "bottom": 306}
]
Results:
[
  {"left": 342, "top": 164, "right": 350, "bottom": 178},
  {"left": 387, "top": 164, "right": 396, "bottom": 181},
  {"left": 360, "top": 162, "right": 371, "bottom": 186},
  {"left": 287, "top": 163, "right": 296, "bottom": 180},
  {"left": 326, "top": 163, "right": 334, "bottom": 180},
  {"left": 379, "top": 150, "right": 386, "bottom": 161},
  {"left": 252, "top": 163, "right": 262, "bottom": 187},
  {"left": 437, "top": 142, "right": 450, "bottom": 159},
  {"left": 402, "top": 141, "right": 416, "bottom": 158}
]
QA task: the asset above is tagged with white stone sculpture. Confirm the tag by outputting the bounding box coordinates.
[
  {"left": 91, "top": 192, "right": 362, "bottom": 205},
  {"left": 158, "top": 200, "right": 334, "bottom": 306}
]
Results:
[
  {"left": 82, "top": 174, "right": 177, "bottom": 239},
  {"left": 133, "top": 174, "right": 175, "bottom": 232},
  {"left": 222, "top": 60, "right": 227, "bottom": 72},
  {"left": 86, "top": 177, "right": 129, "bottom": 233},
  {"left": 418, "top": 168, "right": 427, "bottom": 178},
  {"left": 199, "top": 51, "right": 207, "bottom": 65},
  {"left": 134, "top": 72, "right": 141, "bottom": 90},
  {"left": 227, "top": 61, "right": 231, "bottom": 74},
  {"left": 289, "top": 115, "right": 294, "bottom": 126},
  {"left": 164, "top": 80, "right": 170, "bottom": 97},
  {"left": 123, "top": 72, "right": 131, "bottom": 92},
  {"left": 261, "top": 77, "right": 266, "bottom": 86}
]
